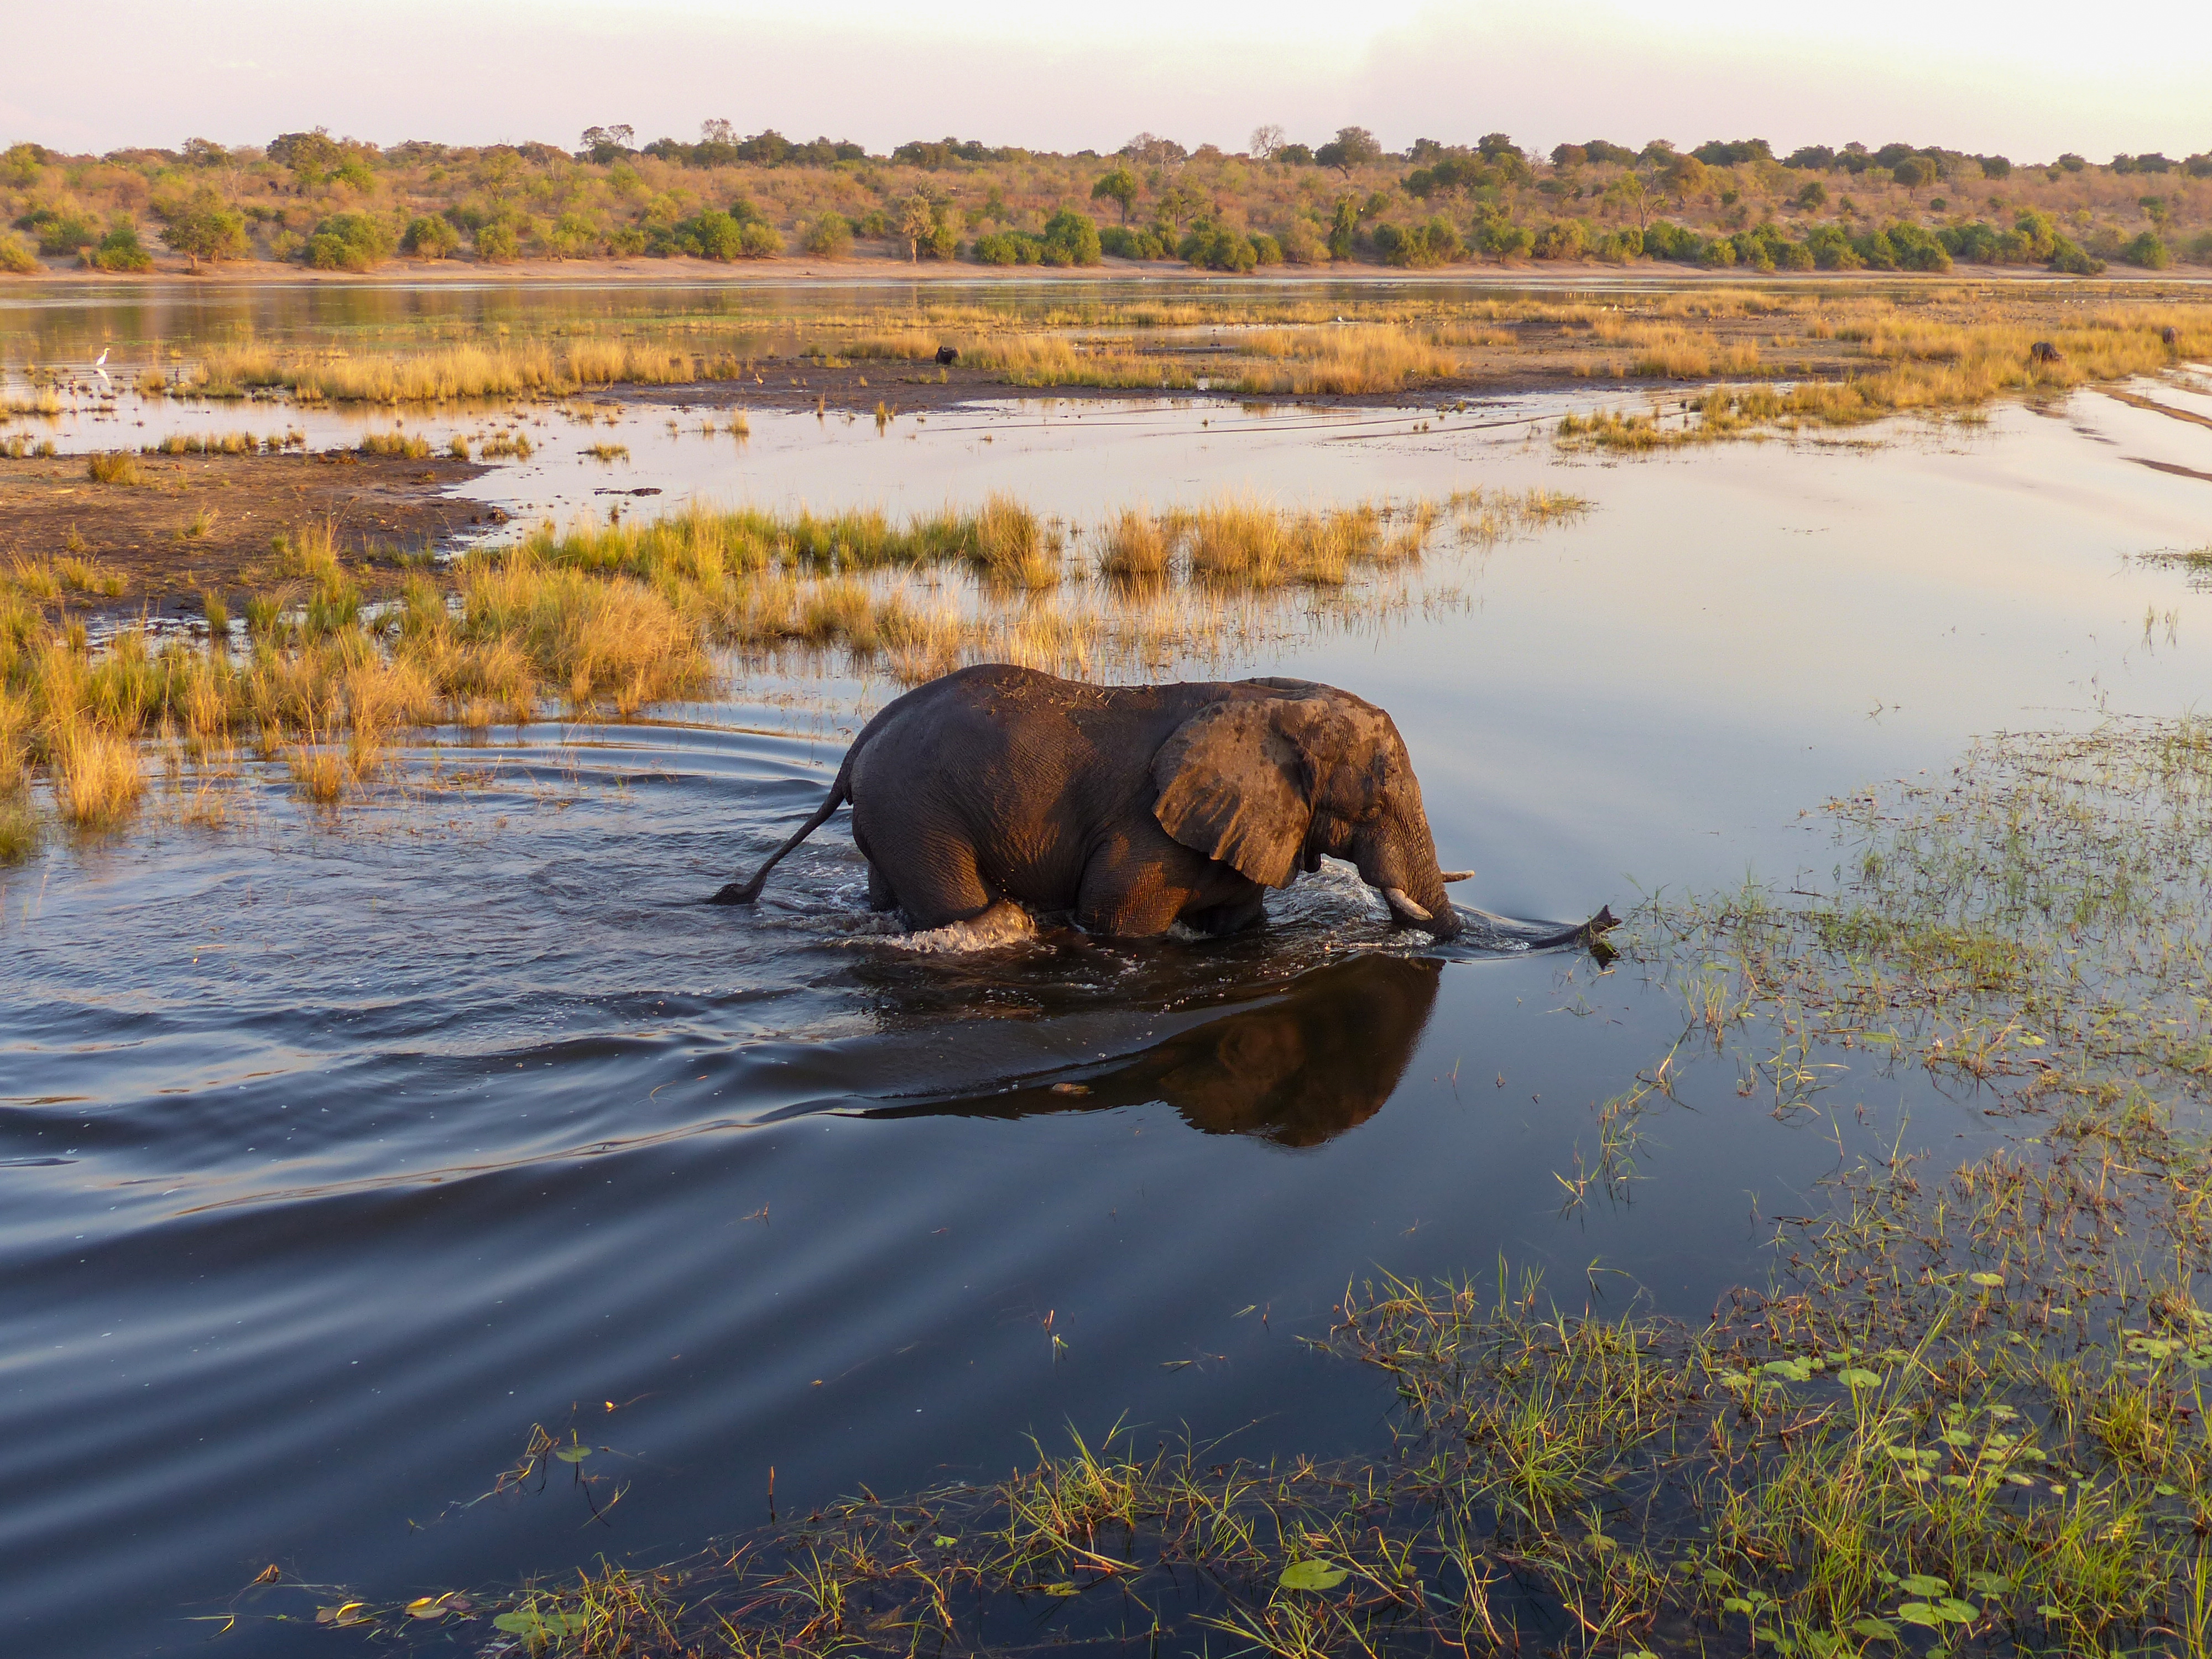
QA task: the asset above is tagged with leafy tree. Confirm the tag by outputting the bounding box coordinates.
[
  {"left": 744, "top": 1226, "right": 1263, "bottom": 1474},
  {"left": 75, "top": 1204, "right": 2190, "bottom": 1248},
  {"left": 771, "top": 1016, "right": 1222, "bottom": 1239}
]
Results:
[
  {"left": 1793, "top": 180, "right": 1829, "bottom": 211},
  {"left": 85, "top": 222, "right": 154, "bottom": 272},
  {"left": 578, "top": 125, "right": 636, "bottom": 164},
  {"left": 1040, "top": 208, "right": 1100, "bottom": 266},
  {"left": 476, "top": 222, "right": 520, "bottom": 263},
  {"left": 1314, "top": 127, "right": 1381, "bottom": 177},
  {"left": 401, "top": 215, "right": 461, "bottom": 258},
  {"left": 1662, "top": 153, "right": 1713, "bottom": 203},
  {"left": 1784, "top": 145, "right": 1836, "bottom": 170},
  {"left": 1551, "top": 144, "right": 1588, "bottom": 169},
  {"left": 159, "top": 192, "right": 249, "bottom": 269},
  {"left": 1979, "top": 154, "right": 2011, "bottom": 179},
  {"left": 2056, "top": 153, "right": 2085, "bottom": 171},
  {"left": 1277, "top": 143, "right": 1314, "bottom": 166},
  {"left": 803, "top": 212, "right": 853, "bottom": 258},
  {"left": 304, "top": 212, "right": 392, "bottom": 271},
  {"left": 898, "top": 194, "right": 935, "bottom": 262},
  {"left": 268, "top": 128, "right": 344, "bottom": 191},
  {"left": 1603, "top": 173, "right": 1652, "bottom": 232},
  {"left": 1091, "top": 166, "right": 1139, "bottom": 225},
  {"left": 1890, "top": 155, "right": 1933, "bottom": 191}
]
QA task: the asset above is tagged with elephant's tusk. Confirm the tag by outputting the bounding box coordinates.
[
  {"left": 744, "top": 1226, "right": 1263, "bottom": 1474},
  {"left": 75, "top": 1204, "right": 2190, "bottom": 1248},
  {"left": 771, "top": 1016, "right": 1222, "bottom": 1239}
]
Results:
[
  {"left": 1382, "top": 886, "right": 1433, "bottom": 922},
  {"left": 1439, "top": 870, "right": 1475, "bottom": 883}
]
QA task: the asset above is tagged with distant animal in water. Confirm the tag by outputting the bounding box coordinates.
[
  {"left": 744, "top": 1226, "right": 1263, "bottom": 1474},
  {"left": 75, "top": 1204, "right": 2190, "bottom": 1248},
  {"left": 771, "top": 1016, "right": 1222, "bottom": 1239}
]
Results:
[
  {"left": 2163, "top": 326, "right": 2180, "bottom": 346},
  {"left": 712, "top": 664, "right": 1480, "bottom": 939},
  {"left": 2030, "top": 341, "right": 2063, "bottom": 364},
  {"left": 934, "top": 346, "right": 958, "bottom": 365}
]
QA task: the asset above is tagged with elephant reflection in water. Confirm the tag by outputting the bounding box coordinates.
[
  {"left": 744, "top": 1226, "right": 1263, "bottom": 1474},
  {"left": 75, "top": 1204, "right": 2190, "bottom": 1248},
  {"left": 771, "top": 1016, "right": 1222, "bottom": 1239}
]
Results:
[{"left": 865, "top": 953, "right": 1441, "bottom": 1149}]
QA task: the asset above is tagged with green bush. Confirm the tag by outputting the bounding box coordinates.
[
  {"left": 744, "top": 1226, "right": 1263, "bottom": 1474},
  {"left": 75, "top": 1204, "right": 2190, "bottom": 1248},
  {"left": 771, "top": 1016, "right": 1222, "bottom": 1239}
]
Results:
[
  {"left": 0, "top": 232, "right": 39, "bottom": 274},
  {"left": 681, "top": 209, "right": 747, "bottom": 260},
  {"left": 157, "top": 193, "right": 249, "bottom": 267},
  {"left": 739, "top": 221, "right": 783, "bottom": 258},
  {"left": 2048, "top": 237, "right": 2104, "bottom": 275},
  {"left": 1592, "top": 228, "right": 1644, "bottom": 263},
  {"left": 304, "top": 212, "right": 392, "bottom": 271},
  {"left": 84, "top": 223, "right": 154, "bottom": 272},
  {"left": 2125, "top": 231, "right": 2171, "bottom": 269},
  {"left": 2189, "top": 230, "right": 2212, "bottom": 264},
  {"left": 401, "top": 215, "right": 461, "bottom": 258},
  {"left": 972, "top": 229, "right": 1041, "bottom": 265},
  {"left": 607, "top": 225, "right": 648, "bottom": 257},
  {"left": 476, "top": 222, "right": 521, "bottom": 263},
  {"left": 1039, "top": 208, "right": 1100, "bottom": 267},
  {"left": 1180, "top": 223, "right": 1257, "bottom": 272},
  {"left": 1376, "top": 215, "right": 1466, "bottom": 267},
  {"left": 803, "top": 212, "right": 853, "bottom": 258},
  {"left": 1530, "top": 220, "right": 1584, "bottom": 261},
  {"left": 1101, "top": 225, "right": 1171, "bottom": 259},
  {"left": 544, "top": 212, "right": 602, "bottom": 258},
  {"left": 1249, "top": 232, "right": 1282, "bottom": 266},
  {"left": 21, "top": 207, "right": 98, "bottom": 255}
]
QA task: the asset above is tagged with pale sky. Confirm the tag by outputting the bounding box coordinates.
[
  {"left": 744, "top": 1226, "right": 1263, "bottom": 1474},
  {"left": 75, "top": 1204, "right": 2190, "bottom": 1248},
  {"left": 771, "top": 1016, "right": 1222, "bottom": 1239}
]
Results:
[{"left": 6, "top": 0, "right": 2209, "bottom": 163}]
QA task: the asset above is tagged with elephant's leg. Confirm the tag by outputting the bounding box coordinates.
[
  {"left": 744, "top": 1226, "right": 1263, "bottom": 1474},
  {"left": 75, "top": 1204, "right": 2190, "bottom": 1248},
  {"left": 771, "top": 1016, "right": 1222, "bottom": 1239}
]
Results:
[
  {"left": 1074, "top": 856, "right": 1191, "bottom": 938},
  {"left": 866, "top": 862, "right": 900, "bottom": 912},
  {"left": 1181, "top": 890, "right": 1269, "bottom": 937},
  {"left": 871, "top": 829, "right": 1000, "bottom": 930}
]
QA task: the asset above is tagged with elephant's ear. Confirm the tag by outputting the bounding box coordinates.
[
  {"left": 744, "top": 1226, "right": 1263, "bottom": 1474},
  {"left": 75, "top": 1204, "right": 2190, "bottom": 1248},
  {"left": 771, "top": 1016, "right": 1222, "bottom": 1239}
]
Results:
[{"left": 1151, "top": 700, "right": 1311, "bottom": 888}]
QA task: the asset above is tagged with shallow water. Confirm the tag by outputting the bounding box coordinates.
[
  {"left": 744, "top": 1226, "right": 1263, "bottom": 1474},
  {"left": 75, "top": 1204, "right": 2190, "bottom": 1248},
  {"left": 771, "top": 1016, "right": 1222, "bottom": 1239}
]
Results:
[{"left": 6, "top": 288, "right": 2212, "bottom": 1656}]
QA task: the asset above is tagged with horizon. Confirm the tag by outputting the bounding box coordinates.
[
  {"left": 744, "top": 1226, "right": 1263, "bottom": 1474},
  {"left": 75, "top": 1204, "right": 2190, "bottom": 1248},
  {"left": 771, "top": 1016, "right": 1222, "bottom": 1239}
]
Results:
[{"left": 5, "top": 0, "right": 2209, "bottom": 163}]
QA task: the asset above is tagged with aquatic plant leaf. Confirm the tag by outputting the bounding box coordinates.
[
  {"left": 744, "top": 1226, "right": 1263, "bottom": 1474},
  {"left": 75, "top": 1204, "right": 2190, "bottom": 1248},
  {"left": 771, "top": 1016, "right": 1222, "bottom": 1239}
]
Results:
[
  {"left": 1933, "top": 1599, "right": 1979, "bottom": 1623},
  {"left": 494, "top": 1612, "right": 542, "bottom": 1634},
  {"left": 1963, "top": 1572, "right": 2012, "bottom": 1595},
  {"left": 1968, "top": 1272, "right": 2005, "bottom": 1287},
  {"left": 1838, "top": 1367, "right": 1882, "bottom": 1389},
  {"left": 1898, "top": 1575, "right": 1949, "bottom": 1597},
  {"left": 1896, "top": 1603, "right": 1943, "bottom": 1627},
  {"left": 1761, "top": 1357, "right": 1814, "bottom": 1382},
  {"left": 1852, "top": 1617, "right": 1899, "bottom": 1639},
  {"left": 404, "top": 1595, "right": 454, "bottom": 1619},
  {"left": 1279, "top": 1559, "right": 1350, "bottom": 1592},
  {"left": 555, "top": 1444, "right": 593, "bottom": 1462},
  {"left": 1039, "top": 1582, "right": 1081, "bottom": 1597},
  {"left": 934, "top": 1535, "right": 958, "bottom": 1547}
]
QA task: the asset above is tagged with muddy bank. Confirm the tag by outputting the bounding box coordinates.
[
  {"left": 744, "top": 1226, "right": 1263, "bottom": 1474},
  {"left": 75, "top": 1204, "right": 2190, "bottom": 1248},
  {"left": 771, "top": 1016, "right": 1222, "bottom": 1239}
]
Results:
[{"left": 0, "top": 450, "right": 500, "bottom": 614}]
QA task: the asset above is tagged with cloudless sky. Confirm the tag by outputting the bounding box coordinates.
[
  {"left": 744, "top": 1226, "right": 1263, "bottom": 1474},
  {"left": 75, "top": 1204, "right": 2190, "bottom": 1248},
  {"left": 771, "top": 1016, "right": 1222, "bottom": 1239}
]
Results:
[{"left": 6, "top": 0, "right": 2209, "bottom": 161}]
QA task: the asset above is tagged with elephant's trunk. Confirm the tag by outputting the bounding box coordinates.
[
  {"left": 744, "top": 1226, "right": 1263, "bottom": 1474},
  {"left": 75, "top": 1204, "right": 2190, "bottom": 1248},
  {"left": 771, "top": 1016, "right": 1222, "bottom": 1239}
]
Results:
[{"left": 1357, "top": 817, "right": 1460, "bottom": 938}]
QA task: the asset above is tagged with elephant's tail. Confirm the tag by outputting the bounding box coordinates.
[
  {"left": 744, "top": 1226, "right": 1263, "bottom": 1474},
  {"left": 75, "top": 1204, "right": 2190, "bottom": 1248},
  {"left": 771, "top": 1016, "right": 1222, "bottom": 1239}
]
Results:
[{"left": 707, "top": 757, "right": 854, "bottom": 906}]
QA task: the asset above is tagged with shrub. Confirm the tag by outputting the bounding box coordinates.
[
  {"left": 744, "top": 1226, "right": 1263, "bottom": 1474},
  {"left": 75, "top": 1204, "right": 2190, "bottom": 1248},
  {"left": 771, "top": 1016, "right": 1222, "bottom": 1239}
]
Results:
[
  {"left": 476, "top": 222, "right": 521, "bottom": 263},
  {"left": 972, "top": 229, "right": 1041, "bottom": 265},
  {"left": 401, "top": 215, "right": 461, "bottom": 258},
  {"left": 2125, "top": 231, "right": 2171, "bottom": 269},
  {"left": 304, "top": 212, "right": 392, "bottom": 271},
  {"left": 802, "top": 212, "right": 853, "bottom": 258},
  {"left": 739, "top": 221, "right": 783, "bottom": 258},
  {"left": 1101, "top": 225, "right": 1171, "bottom": 259},
  {"left": 1277, "top": 220, "right": 1326, "bottom": 264},
  {"left": 1794, "top": 180, "right": 1828, "bottom": 210},
  {"left": 2048, "top": 237, "right": 2105, "bottom": 275},
  {"left": 23, "top": 207, "right": 98, "bottom": 255},
  {"left": 1039, "top": 208, "right": 1100, "bottom": 267},
  {"left": 158, "top": 195, "right": 249, "bottom": 268},
  {"left": 682, "top": 208, "right": 747, "bottom": 260},
  {"left": 84, "top": 223, "right": 154, "bottom": 272},
  {"left": 1249, "top": 232, "right": 1282, "bottom": 265},
  {"left": 542, "top": 212, "right": 602, "bottom": 258},
  {"left": 1592, "top": 228, "right": 1644, "bottom": 262},
  {"left": 1377, "top": 216, "right": 1467, "bottom": 267},
  {"left": 1530, "top": 220, "right": 1585, "bottom": 261},
  {"left": 2190, "top": 230, "right": 2212, "bottom": 265},
  {"left": 0, "top": 233, "right": 36, "bottom": 275},
  {"left": 607, "top": 225, "right": 648, "bottom": 257},
  {"left": 1180, "top": 223, "right": 1257, "bottom": 272}
]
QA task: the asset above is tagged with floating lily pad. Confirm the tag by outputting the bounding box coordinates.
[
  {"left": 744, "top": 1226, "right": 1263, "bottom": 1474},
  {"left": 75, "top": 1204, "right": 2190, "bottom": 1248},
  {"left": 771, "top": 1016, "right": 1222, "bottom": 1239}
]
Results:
[
  {"left": 1279, "top": 1559, "right": 1350, "bottom": 1592},
  {"left": 555, "top": 1444, "right": 593, "bottom": 1463}
]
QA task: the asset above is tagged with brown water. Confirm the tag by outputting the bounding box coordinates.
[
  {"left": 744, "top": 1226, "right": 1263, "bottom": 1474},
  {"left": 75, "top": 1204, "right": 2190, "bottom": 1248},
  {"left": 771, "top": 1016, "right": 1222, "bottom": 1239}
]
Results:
[{"left": 4, "top": 283, "right": 2212, "bottom": 1656}]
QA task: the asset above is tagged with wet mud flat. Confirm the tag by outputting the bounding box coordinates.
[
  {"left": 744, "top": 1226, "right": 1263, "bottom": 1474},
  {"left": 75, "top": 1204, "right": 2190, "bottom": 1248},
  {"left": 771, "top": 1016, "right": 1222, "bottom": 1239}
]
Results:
[{"left": 0, "top": 449, "right": 500, "bottom": 614}]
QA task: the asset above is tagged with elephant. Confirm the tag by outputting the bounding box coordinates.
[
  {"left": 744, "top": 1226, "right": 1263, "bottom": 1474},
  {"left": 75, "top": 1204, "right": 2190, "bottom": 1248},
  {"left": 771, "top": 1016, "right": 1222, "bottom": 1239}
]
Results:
[
  {"left": 935, "top": 345, "right": 959, "bottom": 365},
  {"left": 864, "top": 953, "right": 1441, "bottom": 1147},
  {"left": 2030, "top": 340, "right": 2063, "bottom": 364},
  {"left": 711, "top": 663, "right": 1470, "bottom": 939}
]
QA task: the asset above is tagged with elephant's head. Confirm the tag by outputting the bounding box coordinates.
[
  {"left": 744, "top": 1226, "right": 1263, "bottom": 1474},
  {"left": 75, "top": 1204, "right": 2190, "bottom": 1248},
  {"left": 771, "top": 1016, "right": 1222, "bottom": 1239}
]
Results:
[{"left": 1150, "top": 679, "right": 1462, "bottom": 937}]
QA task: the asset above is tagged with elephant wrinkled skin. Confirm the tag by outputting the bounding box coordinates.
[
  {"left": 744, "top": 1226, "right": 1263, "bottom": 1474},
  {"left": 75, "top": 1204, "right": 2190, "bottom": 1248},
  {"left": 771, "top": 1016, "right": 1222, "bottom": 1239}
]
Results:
[{"left": 712, "top": 663, "right": 1464, "bottom": 939}]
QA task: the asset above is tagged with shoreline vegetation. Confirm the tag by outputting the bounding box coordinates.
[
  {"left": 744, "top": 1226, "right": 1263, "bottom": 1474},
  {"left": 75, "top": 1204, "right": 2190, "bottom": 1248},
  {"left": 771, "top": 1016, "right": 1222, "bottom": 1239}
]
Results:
[
  {"left": 6, "top": 286, "right": 2206, "bottom": 451},
  {"left": 4, "top": 128, "right": 2211, "bottom": 286},
  {"left": 239, "top": 716, "right": 2212, "bottom": 1657},
  {"left": 0, "top": 489, "right": 1585, "bottom": 861}
]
